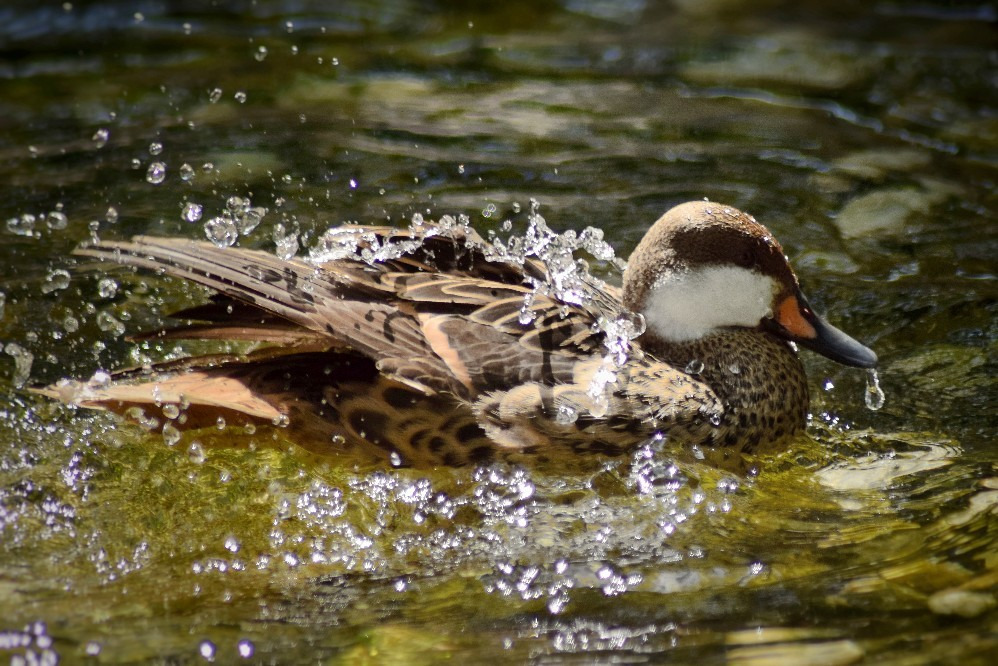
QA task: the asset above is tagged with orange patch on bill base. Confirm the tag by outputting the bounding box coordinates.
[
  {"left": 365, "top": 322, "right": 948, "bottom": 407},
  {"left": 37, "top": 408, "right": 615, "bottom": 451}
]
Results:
[{"left": 776, "top": 296, "right": 817, "bottom": 339}]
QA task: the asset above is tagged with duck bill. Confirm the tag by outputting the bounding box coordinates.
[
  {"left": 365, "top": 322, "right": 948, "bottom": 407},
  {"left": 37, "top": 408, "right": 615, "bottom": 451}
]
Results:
[{"left": 767, "top": 289, "right": 878, "bottom": 368}]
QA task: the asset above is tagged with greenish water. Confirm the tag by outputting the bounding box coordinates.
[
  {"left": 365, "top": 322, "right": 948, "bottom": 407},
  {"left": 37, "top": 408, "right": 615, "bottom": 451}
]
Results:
[{"left": 1, "top": 1, "right": 995, "bottom": 663}]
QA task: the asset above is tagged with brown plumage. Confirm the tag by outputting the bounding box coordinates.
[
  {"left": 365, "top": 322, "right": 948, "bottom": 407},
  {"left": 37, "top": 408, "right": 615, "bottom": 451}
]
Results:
[{"left": 39, "top": 201, "right": 877, "bottom": 469}]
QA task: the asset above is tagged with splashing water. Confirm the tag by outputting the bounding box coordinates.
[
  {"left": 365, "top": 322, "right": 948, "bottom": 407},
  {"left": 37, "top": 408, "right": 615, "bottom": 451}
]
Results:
[{"left": 865, "top": 368, "right": 885, "bottom": 410}]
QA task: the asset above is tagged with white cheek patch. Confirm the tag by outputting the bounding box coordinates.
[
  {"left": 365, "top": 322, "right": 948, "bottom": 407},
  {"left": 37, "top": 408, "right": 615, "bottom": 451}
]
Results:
[{"left": 643, "top": 265, "right": 777, "bottom": 342}]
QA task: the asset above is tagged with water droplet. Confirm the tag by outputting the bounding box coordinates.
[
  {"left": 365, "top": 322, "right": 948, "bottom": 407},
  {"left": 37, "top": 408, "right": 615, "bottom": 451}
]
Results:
[
  {"left": 41, "top": 268, "right": 71, "bottom": 294},
  {"left": 198, "top": 639, "right": 216, "bottom": 661},
  {"left": 555, "top": 404, "right": 578, "bottom": 425},
  {"left": 4, "top": 342, "right": 33, "bottom": 388},
  {"left": 254, "top": 45, "right": 268, "bottom": 61},
  {"left": 162, "top": 422, "right": 181, "bottom": 446},
  {"left": 237, "top": 639, "right": 254, "bottom": 658},
  {"left": 204, "top": 216, "right": 238, "bottom": 248},
  {"left": 97, "top": 278, "right": 118, "bottom": 298},
  {"left": 85, "top": 641, "right": 102, "bottom": 656},
  {"left": 182, "top": 22, "right": 192, "bottom": 35},
  {"left": 182, "top": 202, "right": 203, "bottom": 223},
  {"left": 389, "top": 451, "right": 403, "bottom": 467},
  {"left": 92, "top": 128, "right": 109, "bottom": 147},
  {"left": 146, "top": 162, "right": 166, "bottom": 184},
  {"left": 224, "top": 535, "right": 241, "bottom": 552},
  {"left": 685, "top": 359, "right": 704, "bottom": 375},
  {"left": 864, "top": 368, "right": 885, "bottom": 410},
  {"left": 46, "top": 210, "right": 68, "bottom": 230},
  {"left": 234, "top": 91, "right": 247, "bottom": 103},
  {"left": 96, "top": 311, "right": 126, "bottom": 337},
  {"left": 273, "top": 224, "right": 299, "bottom": 259},
  {"left": 179, "top": 163, "right": 195, "bottom": 181},
  {"left": 188, "top": 441, "right": 206, "bottom": 464},
  {"left": 822, "top": 378, "right": 835, "bottom": 391},
  {"left": 62, "top": 314, "right": 79, "bottom": 332},
  {"left": 105, "top": 206, "right": 119, "bottom": 224},
  {"left": 7, "top": 213, "right": 36, "bottom": 236},
  {"left": 148, "top": 141, "right": 163, "bottom": 155},
  {"left": 209, "top": 87, "right": 223, "bottom": 103},
  {"left": 728, "top": 363, "right": 741, "bottom": 375},
  {"left": 0, "top": 291, "right": 5, "bottom": 320}
]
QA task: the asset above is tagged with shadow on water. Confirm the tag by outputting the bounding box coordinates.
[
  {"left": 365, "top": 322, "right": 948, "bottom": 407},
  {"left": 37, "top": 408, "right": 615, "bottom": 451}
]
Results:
[{"left": 0, "top": 0, "right": 995, "bottom": 662}]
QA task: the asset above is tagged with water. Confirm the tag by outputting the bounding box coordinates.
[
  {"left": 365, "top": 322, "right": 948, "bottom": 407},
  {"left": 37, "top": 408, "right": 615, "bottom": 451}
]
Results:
[{"left": 0, "top": 1, "right": 995, "bottom": 663}]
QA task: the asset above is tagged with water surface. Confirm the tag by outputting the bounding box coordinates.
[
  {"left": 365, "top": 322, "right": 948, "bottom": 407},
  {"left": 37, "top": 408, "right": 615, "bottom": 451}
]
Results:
[{"left": 0, "top": 1, "right": 995, "bottom": 663}]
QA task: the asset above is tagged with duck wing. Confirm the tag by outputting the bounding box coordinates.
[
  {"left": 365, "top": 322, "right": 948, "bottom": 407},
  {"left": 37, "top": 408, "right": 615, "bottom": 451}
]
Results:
[{"left": 71, "top": 226, "right": 616, "bottom": 398}]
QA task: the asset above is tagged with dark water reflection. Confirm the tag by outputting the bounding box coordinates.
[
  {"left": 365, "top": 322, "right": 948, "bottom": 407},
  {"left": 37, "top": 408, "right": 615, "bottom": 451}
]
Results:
[{"left": 0, "top": 0, "right": 995, "bottom": 663}]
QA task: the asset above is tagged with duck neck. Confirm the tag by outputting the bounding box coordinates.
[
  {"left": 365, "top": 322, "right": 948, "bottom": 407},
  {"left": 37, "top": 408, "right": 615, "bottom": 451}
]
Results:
[{"left": 653, "top": 329, "right": 811, "bottom": 448}]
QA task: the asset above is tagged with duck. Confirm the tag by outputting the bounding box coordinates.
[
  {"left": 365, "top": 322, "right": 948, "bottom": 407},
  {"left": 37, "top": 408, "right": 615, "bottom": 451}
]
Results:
[{"left": 41, "top": 200, "right": 877, "bottom": 469}]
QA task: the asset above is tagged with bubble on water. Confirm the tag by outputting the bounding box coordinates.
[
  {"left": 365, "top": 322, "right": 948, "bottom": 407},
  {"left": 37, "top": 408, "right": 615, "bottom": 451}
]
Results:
[
  {"left": 7, "top": 213, "right": 36, "bottom": 236},
  {"left": 865, "top": 368, "right": 885, "bottom": 410},
  {"left": 130, "top": 158, "right": 141, "bottom": 169},
  {"left": 389, "top": 451, "right": 403, "bottom": 467},
  {"left": 85, "top": 641, "right": 102, "bottom": 656},
  {"left": 96, "top": 311, "right": 126, "bottom": 337},
  {"left": 234, "top": 91, "right": 247, "bottom": 103},
  {"left": 182, "top": 202, "right": 203, "bottom": 223},
  {"left": 204, "top": 216, "right": 238, "bottom": 248},
  {"left": 198, "top": 639, "right": 216, "bottom": 661},
  {"left": 148, "top": 141, "right": 163, "bottom": 156},
  {"left": 209, "top": 87, "right": 223, "bottom": 103},
  {"left": 224, "top": 535, "right": 241, "bottom": 553},
  {"left": 237, "top": 639, "right": 254, "bottom": 658},
  {"left": 182, "top": 21, "right": 192, "bottom": 35},
  {"left": 62, "top": 314, "right": 79, "bottom": 332},
  {"left": 5, "top": 343, "right": 33, "bottom": 388},
  {"left": 684, "top": 359, "right": 704, "bottom": 375},
  {"left": 823, "top": 378, "right": 835, "bottom": 391},
  {"left": 254, "top": 45, "right": 268, "bottom": 61},
  {"left": 41, "top": 269, "right": 71, "bottom": 294},
  {"left": 162, "top": 403, "right": 181, "bottom": 420},
  {"left": 46, "top": 210, "right": 68, "bottom": 230},
  {"left": 146, "top": 162, "right": 166, "bottom": 184},
  {"left": 179, "top": 163, "right": 195, "bottom": 182},
  {"left": 92, "top": 128, "right": 109, "bottom": 147},
  {"left": 97, "top": 278, "right": 118, "bottom": 299}
]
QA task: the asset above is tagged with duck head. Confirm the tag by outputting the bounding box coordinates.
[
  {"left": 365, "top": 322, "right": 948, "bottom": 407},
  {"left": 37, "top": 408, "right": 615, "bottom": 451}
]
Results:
[{"left": 622, "top": 201, "right": 877, "bottom": 369}]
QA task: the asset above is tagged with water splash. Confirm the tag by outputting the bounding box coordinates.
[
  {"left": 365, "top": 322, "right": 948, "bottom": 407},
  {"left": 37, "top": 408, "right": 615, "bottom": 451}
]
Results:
[{"left": 865, "top": 368, "right": 885, "bottom": 410}]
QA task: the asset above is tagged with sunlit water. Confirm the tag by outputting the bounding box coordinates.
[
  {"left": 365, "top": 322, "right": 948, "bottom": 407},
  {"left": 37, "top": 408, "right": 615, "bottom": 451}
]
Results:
[{"left": 1, "top": 1, "right": 995, "bottom": 663}]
